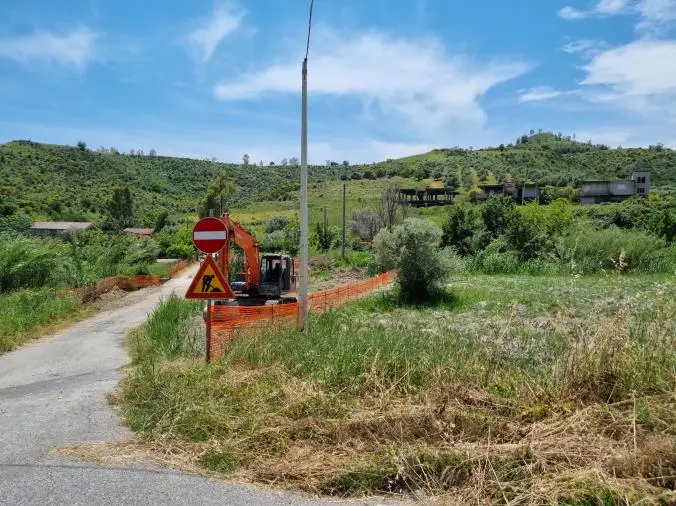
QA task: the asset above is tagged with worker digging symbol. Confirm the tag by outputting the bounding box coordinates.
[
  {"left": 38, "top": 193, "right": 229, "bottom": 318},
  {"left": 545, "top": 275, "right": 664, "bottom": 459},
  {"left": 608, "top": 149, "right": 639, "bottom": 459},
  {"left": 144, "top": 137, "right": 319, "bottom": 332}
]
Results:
[
  {"left": 185, "top": 255, "right": 234, "bottom": 299},
  {"left": 201, "top": 274, "right": 222, "bottom": 293}
]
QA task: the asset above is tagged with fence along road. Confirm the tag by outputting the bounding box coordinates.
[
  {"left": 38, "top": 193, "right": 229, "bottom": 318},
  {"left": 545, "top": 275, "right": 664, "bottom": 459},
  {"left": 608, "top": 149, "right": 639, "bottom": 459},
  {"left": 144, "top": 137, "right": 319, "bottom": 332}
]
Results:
[{"left": 0, "top": 264, "right": 396, "bottom": 506}]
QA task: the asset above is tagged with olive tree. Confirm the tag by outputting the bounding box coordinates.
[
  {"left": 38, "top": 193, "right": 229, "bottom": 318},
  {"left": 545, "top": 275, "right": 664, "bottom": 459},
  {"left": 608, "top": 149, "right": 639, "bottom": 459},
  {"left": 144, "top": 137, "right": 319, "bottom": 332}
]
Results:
[{"left": 373, "top": 218, "right": 449, "bottom": 303}]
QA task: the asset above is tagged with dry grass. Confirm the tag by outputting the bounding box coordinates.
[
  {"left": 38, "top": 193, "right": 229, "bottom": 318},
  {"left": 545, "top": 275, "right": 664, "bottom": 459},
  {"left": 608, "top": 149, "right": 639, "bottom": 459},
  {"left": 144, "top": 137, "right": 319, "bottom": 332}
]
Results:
[{"left": 112, "top": 275, "right": 676, "bottom": 504}]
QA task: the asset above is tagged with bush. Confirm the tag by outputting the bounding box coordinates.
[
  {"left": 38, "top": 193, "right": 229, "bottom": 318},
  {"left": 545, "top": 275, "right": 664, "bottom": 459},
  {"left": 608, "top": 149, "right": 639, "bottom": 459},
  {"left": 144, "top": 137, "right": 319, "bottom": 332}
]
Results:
[
  {"left": 481, "top": 195, "right": 517, "bottom": 239},
  {"left": 264, "top": 215, "right": 289, "bottom": 234},
  {"left": 560, "top": 226, "right": 676, "bottom": 274},
  {"left": 310, "top": 223, "right": 338, "bottom": 251},
  {"left": 374, "top": 218, "right": 449, "bottom": 303},
  {"left": 261, "top": 230, "right": 285, "bottom": 251},
  {"left": 441, "top": 205, "right": 482, "bottom": 255},
  {"left": 350, "top": 209, "right": 382, "bottom": 243}
]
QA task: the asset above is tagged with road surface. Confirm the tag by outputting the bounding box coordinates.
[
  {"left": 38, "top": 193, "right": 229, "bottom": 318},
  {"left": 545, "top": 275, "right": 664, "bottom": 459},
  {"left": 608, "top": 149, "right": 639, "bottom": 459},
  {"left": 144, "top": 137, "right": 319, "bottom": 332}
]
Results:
[{"left": 0, "top": 268, "right": 392, "bottom": 505}]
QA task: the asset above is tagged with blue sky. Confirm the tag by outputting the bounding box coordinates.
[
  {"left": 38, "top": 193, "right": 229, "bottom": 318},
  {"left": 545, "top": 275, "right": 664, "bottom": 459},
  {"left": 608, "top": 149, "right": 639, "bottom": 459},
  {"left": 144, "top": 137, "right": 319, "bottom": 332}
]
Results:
[{"left": 1, "top": 0, "right": 675, "bottom": 163}]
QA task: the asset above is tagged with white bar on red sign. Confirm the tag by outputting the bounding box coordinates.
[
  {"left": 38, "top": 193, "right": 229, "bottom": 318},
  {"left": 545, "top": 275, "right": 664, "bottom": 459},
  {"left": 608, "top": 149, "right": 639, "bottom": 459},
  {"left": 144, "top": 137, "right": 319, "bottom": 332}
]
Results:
[{"left": 194, "top": 232, "right": 227, "bottom": 240}]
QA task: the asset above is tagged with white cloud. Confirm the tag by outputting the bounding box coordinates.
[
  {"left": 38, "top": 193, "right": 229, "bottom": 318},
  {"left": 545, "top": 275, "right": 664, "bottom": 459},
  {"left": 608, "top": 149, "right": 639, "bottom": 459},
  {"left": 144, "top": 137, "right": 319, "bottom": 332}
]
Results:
[
  {"left": 0, "top": 27, "right": 96, "bottom": 69},
  {"left": 518, "top": 86, "right": 579, "bottom": 102},
  {"left": 578, "top": 39, "right": 676, "bottom": 121},
  {"left": 597, "top": 0, "right": 630, "bottom": 14},
  {"left": 636, "top": 0, "right": 676, "bottom": 35},
  {"left": 562, "top": 39, "right": 609, "bottom": 56},
  {"left": 188, "top": 3, "right": 244, "bottom": 63},
  {"left": 558, "top": 0, "right": 628, "bottom": 20},
  {"left": 214, "top": 29, "right": 529, "bottom": 135},
  {"left": 558, "top": 6, "right": 587, "bottom": 20},
  {"left": 558, "top": 0, "right": 676, "bottom": 34},
  {"left": 581, "top": 39, "right": 676, "bottom": 95}
]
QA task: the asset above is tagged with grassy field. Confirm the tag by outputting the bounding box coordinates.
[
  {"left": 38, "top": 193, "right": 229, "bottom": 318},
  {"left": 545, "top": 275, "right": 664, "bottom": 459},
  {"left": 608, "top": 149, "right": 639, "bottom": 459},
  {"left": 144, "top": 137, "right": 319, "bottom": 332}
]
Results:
[
  {"left": 229, "top": 176, "right": 444, "bottom": 237},
  {"left": 116, "top": 273, "right": 676, "bottom": 504},
  {"left": 0, "top": 290, "right": 80, "bottom": 354}
]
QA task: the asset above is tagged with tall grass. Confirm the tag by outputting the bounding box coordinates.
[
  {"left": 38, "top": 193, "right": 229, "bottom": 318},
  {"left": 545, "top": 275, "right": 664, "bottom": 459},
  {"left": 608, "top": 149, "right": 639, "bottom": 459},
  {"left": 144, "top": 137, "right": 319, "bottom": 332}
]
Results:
[
  {"left": 130, "top": 295, "right": 203, "bottom": 361},
  {"left": 118, "top": 279, "right": 676, "bottom": 501},
  {"left": 0, "top": 231, "right": 160, "bottom": 292},
  {"left": 0, "top": 235, "right": 73, "bottom": 291},
  {"left": 0, "top": 289, "right": 77, "bottom": 353}
]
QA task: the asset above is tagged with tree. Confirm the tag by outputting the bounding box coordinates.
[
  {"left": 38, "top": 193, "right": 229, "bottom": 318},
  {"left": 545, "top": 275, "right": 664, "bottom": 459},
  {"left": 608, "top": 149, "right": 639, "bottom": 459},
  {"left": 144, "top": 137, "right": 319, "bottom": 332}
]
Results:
[
  {"left": 373, "top": 218, "right": 449, "bottom": 303},
  {"left": 343, "top": 160, "right": 350, "bottom": 167},
  {"left": 77, "top": 141, "right": 87, "bottom": 152},
  {"left": 481, "top": 195, "right": 517, "bottom": 239},
  {"left": 129, "top": 149, "right": 135, "bottom": 156},
  {"left": 106, "top": 186, "right": 135, "bottom": 230},
  {"left": 243, "top": 154, "right": 250, "bottom": 165},
  {"left": 376, "top": 184, "right": 401, "bottom": 231},
  {"left": 269, "top": 161, "right": 275, "bottom": 166},
  {"left": 201, "top": 171, "right": 235, "bottom": 217},
  {"left": 137, "top": 149, "right": 144, "bottom": 156},
  {"left": 289, "top": 157, "right": 299, "bottom": 166},
  {"left": 445, "top": 174, "right": 460, "bottom": 191},
  {"left": 149, "top": 148, "right": 157, "bottom": 157},
  {"left": 153, "top": 210, "right": 169, "bottom": 233},
  {"left": 441, "top": 205, "right": 480, "bottom": 255},
  {"left": 281, "top": 158, "right": 288, "bottom": 166}
]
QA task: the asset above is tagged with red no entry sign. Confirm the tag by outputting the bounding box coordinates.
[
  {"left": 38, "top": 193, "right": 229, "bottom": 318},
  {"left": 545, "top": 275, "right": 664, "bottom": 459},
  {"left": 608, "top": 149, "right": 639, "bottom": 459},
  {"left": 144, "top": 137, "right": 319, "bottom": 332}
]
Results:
[{"left": 192, "top": 217, "right": 228, "bottom": 254}]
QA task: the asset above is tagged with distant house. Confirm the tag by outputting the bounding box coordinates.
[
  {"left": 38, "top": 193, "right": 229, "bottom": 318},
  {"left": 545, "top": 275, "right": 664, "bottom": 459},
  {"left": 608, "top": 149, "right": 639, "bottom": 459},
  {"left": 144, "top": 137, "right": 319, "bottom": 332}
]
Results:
[
  {"left": 396, "top": 187, "right": 454, "bottom": 207},
  {"left": 122, "top": 228, "right": 154, "bottom": 239},
  {"left": 580, "top": 171, "right": 650, "bottom": 205},
  {"left": 30, "top": 221, "right": 94, "bottom": 238},
  {"left": 520, "top": 183, "right": 539, "bottom": 203}
]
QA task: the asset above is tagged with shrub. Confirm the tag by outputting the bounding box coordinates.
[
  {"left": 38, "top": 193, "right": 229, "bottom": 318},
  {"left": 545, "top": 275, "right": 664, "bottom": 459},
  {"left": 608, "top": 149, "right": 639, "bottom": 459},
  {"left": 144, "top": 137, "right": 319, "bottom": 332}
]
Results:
[
  {"left": 264, "top": 215, "right": 290, "bottom": 234},
  {"left": 373, "top": 218, "right": 449, "bottom": 303},
  {"left": 350, "top": 209, "right": 382, "bottom": 242},
  {"left": 505, "top": 208, "right": 550, "bottom": 262},
  {"left": 311, "top": 223, "right": 337, "bottom": 251},
  {"left": 480, "top": 195, "right": 517, "bottom": 239},
  {"left": 261, "top": 230, "right": 285, "bottom": 252},
  {"left": 441, "top": 205, "right": 482, "bottom": 255}
]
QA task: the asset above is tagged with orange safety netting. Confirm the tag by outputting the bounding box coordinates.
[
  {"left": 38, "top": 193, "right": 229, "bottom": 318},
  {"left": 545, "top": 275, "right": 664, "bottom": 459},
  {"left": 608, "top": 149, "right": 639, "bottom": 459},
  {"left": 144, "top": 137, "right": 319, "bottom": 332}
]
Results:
[{"left": 207, "top": 270, "right": 398, "bottom": 361}]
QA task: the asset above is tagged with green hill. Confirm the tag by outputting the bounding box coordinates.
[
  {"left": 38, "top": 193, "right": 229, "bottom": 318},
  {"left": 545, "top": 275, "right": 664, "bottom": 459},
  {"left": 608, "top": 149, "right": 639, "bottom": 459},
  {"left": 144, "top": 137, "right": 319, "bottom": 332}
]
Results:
[
  {"left": 0, "top": 140, "right": 353, "bottom": 226},
  {"left": 371, "top": 132, "right": 676, "bottom": 193},
  {"left": 2, "top": 133, "right": 675, "bottom": 228}
]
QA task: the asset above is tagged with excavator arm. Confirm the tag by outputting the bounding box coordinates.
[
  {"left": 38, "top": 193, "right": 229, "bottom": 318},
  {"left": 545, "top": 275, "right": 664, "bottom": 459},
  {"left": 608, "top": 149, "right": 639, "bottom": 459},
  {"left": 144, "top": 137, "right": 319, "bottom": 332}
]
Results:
[{"left": 221, "top": 214, "right": 261, "bottom": 293}]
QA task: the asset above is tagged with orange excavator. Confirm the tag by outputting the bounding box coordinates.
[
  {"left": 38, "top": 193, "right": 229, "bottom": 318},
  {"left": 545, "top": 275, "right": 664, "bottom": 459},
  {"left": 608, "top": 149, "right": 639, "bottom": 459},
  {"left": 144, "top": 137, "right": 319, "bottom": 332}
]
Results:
[{"left": 216, "top": 213, "right": 297, "bottom": 305}]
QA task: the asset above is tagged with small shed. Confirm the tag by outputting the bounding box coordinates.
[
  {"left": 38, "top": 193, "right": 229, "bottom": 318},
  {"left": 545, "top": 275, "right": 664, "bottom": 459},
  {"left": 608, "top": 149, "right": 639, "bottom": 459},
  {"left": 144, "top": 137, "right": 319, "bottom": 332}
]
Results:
[
  {"left": 122, "top": 228, "right": 154, "bottom": 239},
  {"left": 30, "top": 221, "right": 94, "bottom": 238}
]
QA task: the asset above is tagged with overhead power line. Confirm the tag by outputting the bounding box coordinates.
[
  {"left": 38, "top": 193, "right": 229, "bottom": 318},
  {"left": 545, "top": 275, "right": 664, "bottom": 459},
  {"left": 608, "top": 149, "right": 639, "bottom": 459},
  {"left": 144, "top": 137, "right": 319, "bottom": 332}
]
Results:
[{"left": 305, "top": 0, "right": 314, "bottom": 60}]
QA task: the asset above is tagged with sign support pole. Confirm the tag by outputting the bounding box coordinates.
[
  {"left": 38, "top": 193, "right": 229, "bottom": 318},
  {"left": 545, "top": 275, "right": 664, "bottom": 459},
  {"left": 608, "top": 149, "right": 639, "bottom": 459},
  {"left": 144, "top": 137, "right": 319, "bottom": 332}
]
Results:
[
  {"left": 299, "top": 57, "right": 309, "bottom": 330},
  {"left": 205, "top": 299, "right": 212, "bottom": 363}
]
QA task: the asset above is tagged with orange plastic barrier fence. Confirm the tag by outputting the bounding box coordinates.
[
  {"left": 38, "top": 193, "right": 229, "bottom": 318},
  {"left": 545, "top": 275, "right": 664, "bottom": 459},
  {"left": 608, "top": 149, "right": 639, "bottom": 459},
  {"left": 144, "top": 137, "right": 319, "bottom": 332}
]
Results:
[
  {"left": 58, "top": 275, "right": 162, "bottom": 303},
  {"left": 208, "top": 270, "right": 398, "bottom": 361},
  {"left": 168, "top": 259, "right": 190, "bottom": 278}
]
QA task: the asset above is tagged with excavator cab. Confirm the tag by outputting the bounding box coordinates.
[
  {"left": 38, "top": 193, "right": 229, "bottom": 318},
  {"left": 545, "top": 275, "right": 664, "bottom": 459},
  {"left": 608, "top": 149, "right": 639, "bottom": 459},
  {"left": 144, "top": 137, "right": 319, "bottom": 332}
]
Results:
[{"left": 259, "top": 254, "right": 296, "bottom": 298}]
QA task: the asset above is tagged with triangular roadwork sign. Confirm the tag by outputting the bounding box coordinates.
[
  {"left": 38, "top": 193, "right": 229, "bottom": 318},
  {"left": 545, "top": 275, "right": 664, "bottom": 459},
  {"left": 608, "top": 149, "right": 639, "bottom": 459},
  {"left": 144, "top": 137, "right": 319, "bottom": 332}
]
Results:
[{"left": 185, "top": 255, "right": 235, "bottom": 299}]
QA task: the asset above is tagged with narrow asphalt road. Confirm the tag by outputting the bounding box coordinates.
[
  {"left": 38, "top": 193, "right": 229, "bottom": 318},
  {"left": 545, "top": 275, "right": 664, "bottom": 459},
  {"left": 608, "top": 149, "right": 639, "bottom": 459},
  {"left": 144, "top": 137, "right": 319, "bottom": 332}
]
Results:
[{"left": 0, "top": 268, "right": 392, "bottom": 506}]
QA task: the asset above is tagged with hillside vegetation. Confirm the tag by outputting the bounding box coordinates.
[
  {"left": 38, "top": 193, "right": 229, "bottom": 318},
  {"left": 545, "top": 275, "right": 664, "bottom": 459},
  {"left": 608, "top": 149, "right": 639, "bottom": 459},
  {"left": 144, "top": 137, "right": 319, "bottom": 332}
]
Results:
[
  {"left": 0, "top": 140, "right": 352, "bottom": 226},
  {"left": 2, "top": 133, "right": 676, "bottom": 228},
  {"left": 372, "top": 132, "right": 676, "bottom": 194}
]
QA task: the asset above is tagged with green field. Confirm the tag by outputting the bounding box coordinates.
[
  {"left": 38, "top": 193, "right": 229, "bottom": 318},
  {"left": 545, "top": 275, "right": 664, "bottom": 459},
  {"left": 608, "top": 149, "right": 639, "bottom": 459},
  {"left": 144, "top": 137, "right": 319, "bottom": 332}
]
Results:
[{"left": 117, "top": 273, "right": 676, "bottom": 503}]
